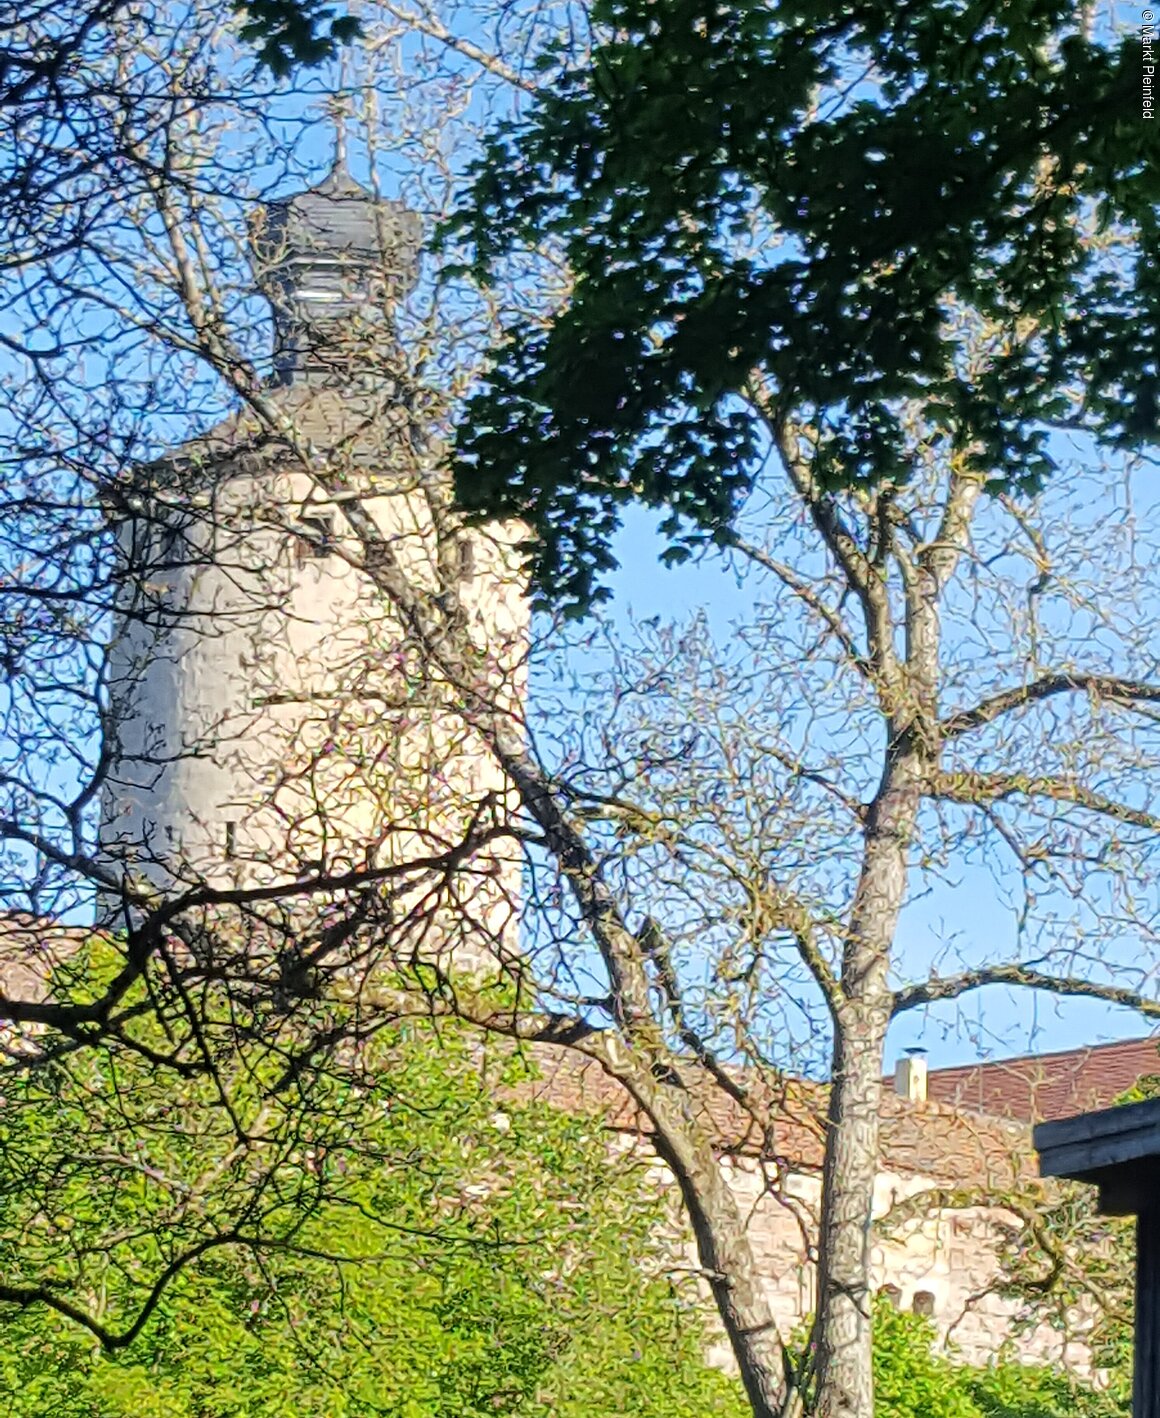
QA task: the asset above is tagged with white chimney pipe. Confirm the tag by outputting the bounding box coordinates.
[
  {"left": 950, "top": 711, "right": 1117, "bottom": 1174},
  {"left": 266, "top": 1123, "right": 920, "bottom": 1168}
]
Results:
[{"left": 894, "top": 1048, "right": 928, "bottom": 1103}]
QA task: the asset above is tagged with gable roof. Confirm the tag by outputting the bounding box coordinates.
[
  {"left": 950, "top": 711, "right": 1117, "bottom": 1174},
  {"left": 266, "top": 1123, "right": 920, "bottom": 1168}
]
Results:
[
  {"left": 921, "top": 1036, "right": 1160, "bottom": 1124},
  {"left": 521, "top": 1049, "right": 1032, "bottom": 1187}
]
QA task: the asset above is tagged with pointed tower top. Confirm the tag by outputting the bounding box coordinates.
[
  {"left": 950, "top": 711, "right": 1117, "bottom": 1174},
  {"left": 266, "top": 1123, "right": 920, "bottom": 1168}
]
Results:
[
  {"left": 249, "top": 143, "right": 422, "bottom": 382},
  {"left": 324, "top": 88, "right": 353, "bottom": 178}
]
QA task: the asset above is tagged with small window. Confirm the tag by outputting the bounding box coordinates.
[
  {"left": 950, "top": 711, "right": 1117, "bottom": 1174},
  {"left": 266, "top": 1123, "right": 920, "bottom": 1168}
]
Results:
[
  {"left": 296, "top": 513, "right": 334, "bottom": 562},
  {"left": 912, "top": 1290, "right": 936, "bottom": 1318},
  {"left": 224, "top": 821, "right": 237, "bottom": 859},
  {"left": 878, "top": 1285, "right": 902, "bottom": 1309},
  {"left": 457, "top": 536, "right": 475, "bottom": 583}
]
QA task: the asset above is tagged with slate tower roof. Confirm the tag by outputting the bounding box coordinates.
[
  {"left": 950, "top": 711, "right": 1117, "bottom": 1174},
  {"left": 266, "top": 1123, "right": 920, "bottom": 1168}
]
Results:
[{"left": 250, "top": 159, "right": 422, "bottom": 381}]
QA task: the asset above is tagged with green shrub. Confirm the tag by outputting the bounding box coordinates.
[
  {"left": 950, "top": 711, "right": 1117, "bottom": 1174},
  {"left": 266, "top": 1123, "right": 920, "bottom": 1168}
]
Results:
[
  {"left": 870, "top": 1300, "right": 1124, "bottom": 1418},
  {"left": 0, "top": 1012, "right": 746, "bottom": 1418}
]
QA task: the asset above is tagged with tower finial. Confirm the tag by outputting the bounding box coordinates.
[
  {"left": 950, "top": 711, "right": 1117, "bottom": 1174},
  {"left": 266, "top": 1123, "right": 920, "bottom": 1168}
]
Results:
[
  {"left": 324, "top": 86, "right": 353, "bottom": 174},
  {"left": 251, "top": 41, "right": 422, "bottom": 384}
]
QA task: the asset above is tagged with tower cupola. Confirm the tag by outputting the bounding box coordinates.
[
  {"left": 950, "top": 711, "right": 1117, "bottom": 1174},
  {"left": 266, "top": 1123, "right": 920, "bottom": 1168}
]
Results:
[{"left": 250, "top": 159, "right": 422, "bottom": 381}]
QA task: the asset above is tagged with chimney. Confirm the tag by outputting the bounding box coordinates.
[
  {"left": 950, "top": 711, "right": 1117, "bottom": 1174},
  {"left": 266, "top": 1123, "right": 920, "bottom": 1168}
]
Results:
[{"left": 894, "top": 1047, "right": 928, "bottom": 1103}]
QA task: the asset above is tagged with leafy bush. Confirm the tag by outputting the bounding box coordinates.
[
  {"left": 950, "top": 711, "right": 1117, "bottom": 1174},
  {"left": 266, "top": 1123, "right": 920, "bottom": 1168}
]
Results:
[
  {"left": 870, "top": 1301, "right": 1124, "bottom": 1418},
  {"left": 871, "top": 1305, "right": 981, "bottom": 1418},
  {"left": 0, "top": 1010, "right": 745, "bottom": 1418},
  {"left": 0, "top": 942, "right": 1135, "bottom": 1417}
]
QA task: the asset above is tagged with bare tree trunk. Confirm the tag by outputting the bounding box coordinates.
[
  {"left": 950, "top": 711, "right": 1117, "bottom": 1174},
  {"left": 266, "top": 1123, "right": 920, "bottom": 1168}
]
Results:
[
  {"left": 809, "top": 474, "right": 977, "bottom": 1416},
  {"left": 677, "top": 1163, "right": 790, "bottom": 1418},
  {"left": 814, "top": 761, "right": 920, "bottom": 1418},
  {"left": 814, "top": 1005, "right": 889, "bottom": 1418},
  {"left": 625, "top": 1066, "right": 789, "bottom": 1418}
]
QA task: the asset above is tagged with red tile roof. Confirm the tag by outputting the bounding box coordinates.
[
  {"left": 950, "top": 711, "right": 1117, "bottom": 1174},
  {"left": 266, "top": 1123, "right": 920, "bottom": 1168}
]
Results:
[
  {"left": 919, "top": 1036, "right": 1160, "bottom": 1124},
  {"left": 0, "top": 912, "right": 90, "bottom": 1010},
  {"left": 518, "top": 1049, "right": 1033, "bottom": 1186}
]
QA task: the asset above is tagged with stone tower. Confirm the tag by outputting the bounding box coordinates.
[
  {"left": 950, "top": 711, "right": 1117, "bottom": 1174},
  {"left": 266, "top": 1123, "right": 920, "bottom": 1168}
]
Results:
[{"left": 98, "top": 162, "right": 526, "bottom": 969}]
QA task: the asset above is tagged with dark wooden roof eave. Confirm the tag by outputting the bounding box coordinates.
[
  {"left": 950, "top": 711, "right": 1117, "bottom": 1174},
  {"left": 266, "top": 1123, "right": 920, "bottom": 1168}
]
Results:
[{"left": 1034, "top": 1096, "right": 1160, "bottom": 1215}]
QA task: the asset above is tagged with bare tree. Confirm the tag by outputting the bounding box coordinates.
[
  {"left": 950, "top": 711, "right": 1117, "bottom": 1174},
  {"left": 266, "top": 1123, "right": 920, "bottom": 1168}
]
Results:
[{"left": 0, "top": 0, "right": 563, "bottom": 1356}]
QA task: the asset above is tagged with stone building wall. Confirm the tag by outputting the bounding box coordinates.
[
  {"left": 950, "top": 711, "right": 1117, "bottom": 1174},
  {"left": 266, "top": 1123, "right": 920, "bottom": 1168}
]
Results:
[
  {"left": 625, "top": 1146, "right": 1092, "bottom": 1375},
  {"left": 539, "top": 1060, "right": 1091, "bottom": 1375},
  {"left": 712, "top": 1155, "right": 1077, "bottom": 1369}
]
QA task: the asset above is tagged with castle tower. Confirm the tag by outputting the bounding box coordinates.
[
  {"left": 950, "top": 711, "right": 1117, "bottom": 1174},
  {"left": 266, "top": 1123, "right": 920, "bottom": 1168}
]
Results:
[{"left": 98, "top": 162, "right": 527, "bottom": 970}]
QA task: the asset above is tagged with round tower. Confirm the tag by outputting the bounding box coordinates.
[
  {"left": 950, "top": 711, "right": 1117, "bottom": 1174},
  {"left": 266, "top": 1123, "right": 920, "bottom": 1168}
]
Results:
[{"left": 98, "top": 165, "right": 526, "bottom": 971}]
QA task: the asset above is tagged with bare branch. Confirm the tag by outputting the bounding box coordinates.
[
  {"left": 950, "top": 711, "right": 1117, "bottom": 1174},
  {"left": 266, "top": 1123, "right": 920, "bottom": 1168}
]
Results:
[
  {"left": 893, "top": 965, "right": 1160, "bottom": 1018},
  {"left": 942, "top": 672, "right": 1160, "bottom": 739},
  {"left": 927, "top": 767, "right": 1160, "bottom": 833}
]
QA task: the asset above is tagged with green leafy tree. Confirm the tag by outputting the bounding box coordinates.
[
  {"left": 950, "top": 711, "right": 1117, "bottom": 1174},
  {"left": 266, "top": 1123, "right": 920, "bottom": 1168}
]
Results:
[
  {"left": 444, "top": 0, "right": 1160, "bottom": 615},
  {"left": 0, "top": 983, "right": 745, "bottom": 1418},
  {"left": 232, "top": 0, "right": 361, "bottom": 74}
]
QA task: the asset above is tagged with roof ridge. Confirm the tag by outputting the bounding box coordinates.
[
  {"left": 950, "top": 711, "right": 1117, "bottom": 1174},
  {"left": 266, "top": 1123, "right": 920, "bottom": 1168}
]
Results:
[{"left": 922, "top": 1034, "right": 1160, "bottom": 1077}]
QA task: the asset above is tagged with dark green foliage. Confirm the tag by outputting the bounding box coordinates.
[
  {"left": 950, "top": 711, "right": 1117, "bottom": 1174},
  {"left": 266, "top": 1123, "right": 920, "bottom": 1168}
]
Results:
[
  {"left": 965, "top": 1361, "right": 1125, "bottom": 1418},
  {"left": 233, "top": 0, "right": 362, "bottom": 75},
  {"left": 443, "top": 0, "right": 1160, "bottom": 612}
]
